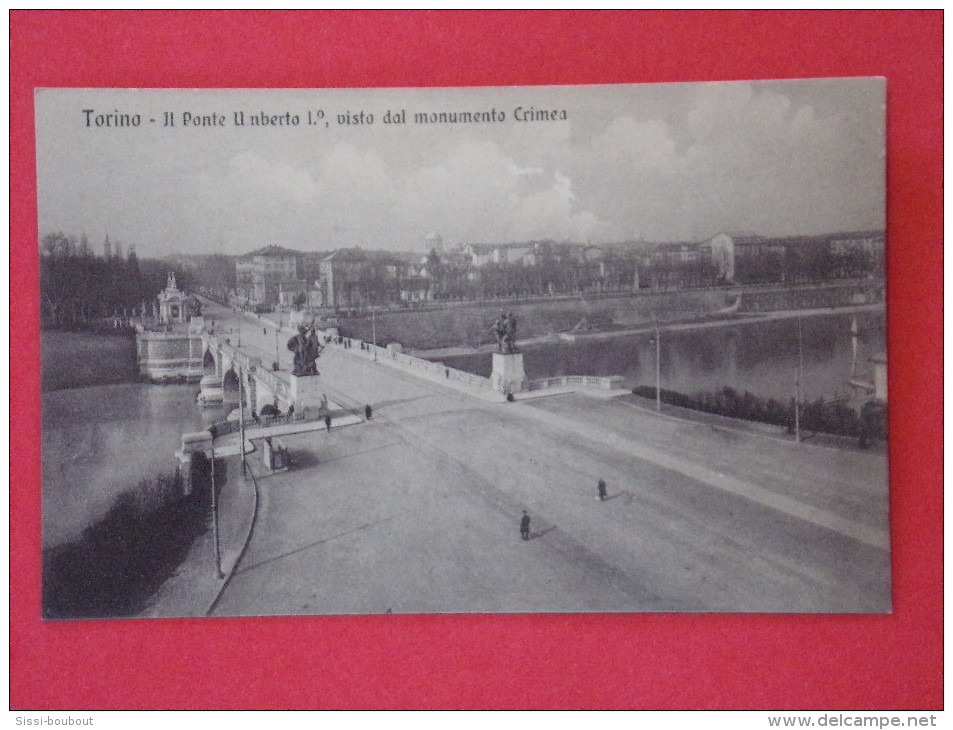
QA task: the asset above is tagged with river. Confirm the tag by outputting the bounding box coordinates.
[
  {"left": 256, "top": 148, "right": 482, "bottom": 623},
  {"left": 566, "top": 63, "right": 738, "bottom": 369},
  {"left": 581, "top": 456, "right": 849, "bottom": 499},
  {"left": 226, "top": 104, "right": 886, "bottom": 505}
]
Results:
[
  {"left": 41, "top": 382, "right": 226, "bottom": 549},
  {"left": 439, "top": 310, "right": 886, "bottom": 405}
]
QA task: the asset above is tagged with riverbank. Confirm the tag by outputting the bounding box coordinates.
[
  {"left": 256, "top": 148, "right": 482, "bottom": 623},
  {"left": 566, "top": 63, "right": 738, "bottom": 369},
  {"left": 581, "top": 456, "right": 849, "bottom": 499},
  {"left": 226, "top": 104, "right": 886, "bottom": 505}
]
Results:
[{"left": 410, "top": 303, "right": 885, "bottom": 358}]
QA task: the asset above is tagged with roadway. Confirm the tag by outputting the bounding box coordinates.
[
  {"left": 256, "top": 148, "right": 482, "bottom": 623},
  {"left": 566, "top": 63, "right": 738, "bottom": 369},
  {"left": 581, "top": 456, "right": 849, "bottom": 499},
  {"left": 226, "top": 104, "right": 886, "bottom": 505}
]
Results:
[{"left": 198, "top": 300, "right": 891, "bottom": 615}]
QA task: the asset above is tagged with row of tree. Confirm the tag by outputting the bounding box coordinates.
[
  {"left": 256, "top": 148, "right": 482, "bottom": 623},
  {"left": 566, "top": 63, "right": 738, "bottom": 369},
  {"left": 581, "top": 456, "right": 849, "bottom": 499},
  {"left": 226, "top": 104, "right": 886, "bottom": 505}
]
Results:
[
  {"left": 39, "top": 232, "right": 196, "bottom": 328},
  {"left": 735, "top": 246, "right": 882, "bottom": 285},
  {"left": 423, "top": 250, "right": 645, "bottom": 303},
  {"left": 633, "top": 384, "right": 887, "bottom": 445},
  {"left": 422, "top": 244, "right": 880, "bottom": 304}
]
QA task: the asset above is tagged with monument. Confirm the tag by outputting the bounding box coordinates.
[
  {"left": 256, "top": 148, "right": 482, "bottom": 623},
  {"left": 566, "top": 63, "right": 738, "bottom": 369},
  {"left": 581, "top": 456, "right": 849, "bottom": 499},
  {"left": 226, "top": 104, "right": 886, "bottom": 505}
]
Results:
[
  {"left": 286, "top": 322, "right": 324, "bottom": 409},
  {"left": 489, "top": 310, "right": 527, "bottom": 395},
  {"left": 157, "top": 272, "right": 187, "bottom": 324}
]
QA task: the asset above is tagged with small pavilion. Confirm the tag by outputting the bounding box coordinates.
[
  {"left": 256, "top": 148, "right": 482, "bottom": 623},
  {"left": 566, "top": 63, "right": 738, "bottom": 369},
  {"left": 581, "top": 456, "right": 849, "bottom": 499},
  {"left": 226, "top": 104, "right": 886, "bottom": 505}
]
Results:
[{"left": 158, "top": 272, "right": 187, "bottom": 324}]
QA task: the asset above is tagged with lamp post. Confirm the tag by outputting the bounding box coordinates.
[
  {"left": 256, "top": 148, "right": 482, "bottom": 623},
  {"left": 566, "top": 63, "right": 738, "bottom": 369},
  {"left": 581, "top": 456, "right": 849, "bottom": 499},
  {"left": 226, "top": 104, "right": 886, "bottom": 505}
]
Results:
[
  {"left": 238, "top": 371, "right": 247, "bottom": 478},
  {"left": 649, "top": 318, "right": 661, "bottom": 412},
  {"left": 794, "top": 316, "right": 803, "bottom": 443},
  {"left": 209, "top": 441, "right": 223, "bottom": 578}
]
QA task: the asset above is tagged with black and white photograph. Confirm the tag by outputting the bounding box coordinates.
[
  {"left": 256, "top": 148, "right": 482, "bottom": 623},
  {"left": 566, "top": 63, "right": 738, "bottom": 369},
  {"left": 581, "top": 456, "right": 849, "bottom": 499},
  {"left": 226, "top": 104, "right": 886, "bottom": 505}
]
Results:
[{"left": 37, "top": 80, "right": 889, "bottom": 619}]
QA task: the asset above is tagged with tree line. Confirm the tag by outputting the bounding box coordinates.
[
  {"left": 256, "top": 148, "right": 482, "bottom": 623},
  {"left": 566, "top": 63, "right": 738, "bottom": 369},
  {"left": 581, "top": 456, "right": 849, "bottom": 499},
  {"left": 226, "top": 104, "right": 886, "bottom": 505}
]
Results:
[
  {"left": 39, "top": 232, "right": 196, "bottom": 328},
  {"left": 632, "top": 384, "right": 887, "bottom": 446}
]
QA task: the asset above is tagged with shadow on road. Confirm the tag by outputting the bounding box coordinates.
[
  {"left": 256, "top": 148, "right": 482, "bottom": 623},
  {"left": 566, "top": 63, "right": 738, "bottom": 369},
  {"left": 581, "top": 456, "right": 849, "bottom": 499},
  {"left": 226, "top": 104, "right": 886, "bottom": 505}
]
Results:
[{"left": 236, "top": 516, "right": 397, "bottom": 575}]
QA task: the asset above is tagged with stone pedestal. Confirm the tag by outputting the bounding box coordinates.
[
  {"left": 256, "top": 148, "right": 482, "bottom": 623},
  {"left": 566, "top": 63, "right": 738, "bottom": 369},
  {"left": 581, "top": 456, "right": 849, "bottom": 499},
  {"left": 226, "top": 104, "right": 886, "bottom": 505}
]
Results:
[
  {"left": 289, "top": 373, "right": 325, "bottom": 410},
  {"left": 196, "top": 373, "right": 224, "bottom": 406},
  {"left": 491, "top": 352, "right": 528, "bottom": 394},
  {"left": 175, "top": 431, "right": 214, "bottom": 497}
]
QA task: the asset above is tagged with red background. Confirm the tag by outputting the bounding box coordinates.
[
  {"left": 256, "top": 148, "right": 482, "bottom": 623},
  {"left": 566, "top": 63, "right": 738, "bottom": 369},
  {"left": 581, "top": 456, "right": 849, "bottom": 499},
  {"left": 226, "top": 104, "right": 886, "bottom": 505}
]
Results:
[{"left": 10, "top": 11, "right": 943, "bottom": 710}]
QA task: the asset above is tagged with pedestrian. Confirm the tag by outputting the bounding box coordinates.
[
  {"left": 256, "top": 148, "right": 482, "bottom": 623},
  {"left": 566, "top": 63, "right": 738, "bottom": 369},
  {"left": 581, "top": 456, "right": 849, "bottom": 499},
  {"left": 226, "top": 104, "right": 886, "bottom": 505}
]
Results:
[
  {"left": 597, "top": 478, "right": 607, "bottom": 501},
  {"left": 520, "top": 510, "right": 530, "bottom": 540},
  {"left": 287, "top": 403, "right": 295, "bottom": 421},
  {"left": 325, "top": 414, "right": 332, "bottom": 432},
  {"left": 263, "top": 327, "right": 267, "bottom": 335},
  {"left": 365, "top": 404, "right": 373, "bottom": 420}
]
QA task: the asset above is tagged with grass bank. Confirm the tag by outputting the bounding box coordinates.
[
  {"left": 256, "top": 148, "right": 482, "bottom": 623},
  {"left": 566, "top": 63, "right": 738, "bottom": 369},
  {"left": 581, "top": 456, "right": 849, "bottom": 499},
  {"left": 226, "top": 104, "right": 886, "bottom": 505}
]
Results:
[
  {"left": 335, "top": 290, "right": 734, "bottom": 350},
  {"left": 42, "top": 459, "right": 214, "bottom": 619}
]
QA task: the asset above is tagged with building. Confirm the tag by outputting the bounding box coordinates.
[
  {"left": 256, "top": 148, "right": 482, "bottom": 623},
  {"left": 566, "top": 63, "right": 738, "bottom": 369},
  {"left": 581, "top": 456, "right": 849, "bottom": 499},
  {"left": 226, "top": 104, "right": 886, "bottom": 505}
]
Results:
[
  {"left": 157, "top": 272, "right": 199, "bottom": 324},
  {"left": 318, "top": 248, "right": 370, "bottom": 309},
  {"left": 235, "top": 245, "right": 299, "bottom": 307},
  {"left": 462, "top": 242, "right": 534, "bottom": 267}
]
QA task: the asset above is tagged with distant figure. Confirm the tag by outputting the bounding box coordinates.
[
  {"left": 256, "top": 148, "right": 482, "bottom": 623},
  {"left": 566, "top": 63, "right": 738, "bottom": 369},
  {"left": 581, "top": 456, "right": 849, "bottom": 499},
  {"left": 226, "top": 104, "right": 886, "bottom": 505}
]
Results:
[
  {"left": 325, "top": 414, "right": 332, "bottom": 432},
  {"left": 287, "top": 403, "right": 295, "bottom": 421},
  {"left": 520, "top": 511, "right": 531, "bottom": 540},
  {"left": 365, "top": 404, "right": 373, "bottom": 420},
  {"left": 597, "top": 478, "right": 607, "bottom": 501},
  {"left": 263, "top": 327, "right": 267, "bottom": 335}
]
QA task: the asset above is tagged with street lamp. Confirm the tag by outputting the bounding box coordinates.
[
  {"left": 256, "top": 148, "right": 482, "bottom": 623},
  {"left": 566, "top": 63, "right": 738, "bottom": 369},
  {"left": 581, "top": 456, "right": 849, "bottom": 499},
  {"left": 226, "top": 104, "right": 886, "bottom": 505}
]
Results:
[
  {"left": 649, "top": 319, "right": 661, "bottom": 412},
  {"left": 794, "top": 316, "right": 803, "bottom": 443},
  {"left": 209, "top": 441, "right": 223, "bottom": 578},
  {"left": 238, "top": 371, "right": 247, "bottom": 478}
]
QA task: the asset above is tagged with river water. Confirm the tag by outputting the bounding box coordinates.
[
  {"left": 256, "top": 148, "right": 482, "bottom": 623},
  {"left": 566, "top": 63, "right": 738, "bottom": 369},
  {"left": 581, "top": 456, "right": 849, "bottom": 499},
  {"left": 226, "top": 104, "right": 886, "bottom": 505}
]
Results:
[
  {"left": 41, "top": 382, "right": 226, "bottom": 548},
  {"left": 440, "top": 310, "right": 886, "bottom": 405}
]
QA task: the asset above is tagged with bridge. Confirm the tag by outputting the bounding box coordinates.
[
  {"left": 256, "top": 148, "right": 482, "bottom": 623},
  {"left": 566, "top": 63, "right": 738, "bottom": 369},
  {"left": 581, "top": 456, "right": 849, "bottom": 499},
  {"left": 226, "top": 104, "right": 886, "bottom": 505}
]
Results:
[{"left": 189, "top": 311, "right": 629, "bottom": 418}]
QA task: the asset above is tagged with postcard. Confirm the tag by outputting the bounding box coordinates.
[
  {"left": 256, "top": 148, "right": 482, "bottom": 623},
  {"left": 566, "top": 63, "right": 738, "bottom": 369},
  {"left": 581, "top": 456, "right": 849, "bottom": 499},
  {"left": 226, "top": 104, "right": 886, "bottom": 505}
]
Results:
[{"left": 36, "top": 80, "right": 889, "bottom": 619}]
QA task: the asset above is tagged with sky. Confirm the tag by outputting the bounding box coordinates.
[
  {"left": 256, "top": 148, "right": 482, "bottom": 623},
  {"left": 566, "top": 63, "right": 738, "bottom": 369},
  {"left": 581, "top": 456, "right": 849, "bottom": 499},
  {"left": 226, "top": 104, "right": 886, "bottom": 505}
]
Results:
[{"left": 35, "top": 79, "right": 886, "bottom": 259}]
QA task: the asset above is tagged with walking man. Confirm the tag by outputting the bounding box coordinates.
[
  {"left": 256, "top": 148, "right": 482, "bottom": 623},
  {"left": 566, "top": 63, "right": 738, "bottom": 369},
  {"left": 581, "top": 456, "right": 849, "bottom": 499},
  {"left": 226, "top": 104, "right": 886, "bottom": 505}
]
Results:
[
  {"left": 325, "top": 414, "right": 332, "bottom": 432},
  {"left": 597, "top": 478, "right": 607, "bottom": 501},
  {"left": 520, "top": 510, "right": 531, "bottom": 540}
]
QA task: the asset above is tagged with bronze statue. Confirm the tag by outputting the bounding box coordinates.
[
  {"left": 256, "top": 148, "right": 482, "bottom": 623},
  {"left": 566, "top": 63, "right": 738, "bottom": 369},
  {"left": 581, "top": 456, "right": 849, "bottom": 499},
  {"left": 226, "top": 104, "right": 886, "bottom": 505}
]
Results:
[
  {"left": 504, "top": 310, "right": 518, "bottom": 353},
  {"left": 490, "top": 309, "right": 518, "bottom": 354},
  {"left": 287, "top": 322, "right": 323, "bottom": 376}
]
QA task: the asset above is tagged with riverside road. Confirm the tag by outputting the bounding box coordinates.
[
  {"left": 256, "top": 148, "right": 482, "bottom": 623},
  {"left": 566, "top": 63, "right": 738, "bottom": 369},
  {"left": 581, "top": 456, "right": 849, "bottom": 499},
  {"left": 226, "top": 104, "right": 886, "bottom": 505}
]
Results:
[{"left": 198, "top": 301, "right": 890, "bottom": 615}]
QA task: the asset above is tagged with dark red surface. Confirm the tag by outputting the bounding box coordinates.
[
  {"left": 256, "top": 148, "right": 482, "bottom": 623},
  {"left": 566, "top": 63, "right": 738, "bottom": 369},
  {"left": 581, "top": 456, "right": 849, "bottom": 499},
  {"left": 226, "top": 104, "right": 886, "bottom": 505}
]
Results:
[{"left": 10, "top": 11, "right": 942, "bottom": 710}]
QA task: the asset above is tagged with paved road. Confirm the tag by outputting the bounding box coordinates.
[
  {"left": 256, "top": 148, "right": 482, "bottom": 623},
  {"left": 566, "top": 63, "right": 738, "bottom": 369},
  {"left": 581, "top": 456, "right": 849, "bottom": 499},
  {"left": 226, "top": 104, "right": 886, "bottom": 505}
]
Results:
[{"left": 201, "top": 301, "right": 891, "bottom": 615}]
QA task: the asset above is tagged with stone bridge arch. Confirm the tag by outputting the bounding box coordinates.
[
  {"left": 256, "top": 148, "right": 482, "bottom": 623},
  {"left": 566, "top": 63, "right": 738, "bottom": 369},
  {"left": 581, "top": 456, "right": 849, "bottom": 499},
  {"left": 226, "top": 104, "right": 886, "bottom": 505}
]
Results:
[{"left": 222, "top": 367, "right": 242, "bottom": 406}]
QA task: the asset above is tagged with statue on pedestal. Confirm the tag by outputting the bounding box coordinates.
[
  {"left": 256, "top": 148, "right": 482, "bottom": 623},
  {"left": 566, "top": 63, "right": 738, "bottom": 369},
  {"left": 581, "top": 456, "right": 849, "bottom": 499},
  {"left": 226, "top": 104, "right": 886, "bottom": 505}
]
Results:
[
  {"left": 287, "top": 323, "right": 323, "bottom": 376},
  {"left": 490, "top": 310, "right": 519, "bottom": 354}
]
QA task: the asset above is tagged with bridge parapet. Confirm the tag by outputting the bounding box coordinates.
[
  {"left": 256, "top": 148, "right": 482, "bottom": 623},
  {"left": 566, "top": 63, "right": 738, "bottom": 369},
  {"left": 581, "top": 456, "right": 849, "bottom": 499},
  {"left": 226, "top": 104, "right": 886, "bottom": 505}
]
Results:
[{"left": 255, "top": 364, "right": 291, "bottom": 401}]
